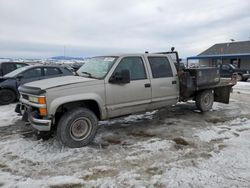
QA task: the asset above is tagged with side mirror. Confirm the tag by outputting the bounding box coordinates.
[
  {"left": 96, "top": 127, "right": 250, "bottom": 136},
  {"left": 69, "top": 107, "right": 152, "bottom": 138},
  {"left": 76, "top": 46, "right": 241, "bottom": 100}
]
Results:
[
  {"left": 109, "top": 69, "right": 130, "bottom": 84},
  {"left": 16, "top": 74, "right": 24, "bottom": 80}
]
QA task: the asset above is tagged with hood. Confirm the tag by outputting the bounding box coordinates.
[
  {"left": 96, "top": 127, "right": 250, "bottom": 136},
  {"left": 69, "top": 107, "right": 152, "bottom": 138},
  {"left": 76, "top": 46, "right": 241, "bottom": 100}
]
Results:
[
  {"left": 24, "top": 76, "right": 96, "bottom": 90},
  {"left": 234, "top": 68, "right": 250, "bottom": 74},
  {"left": 0, "top": 76, "right": 15, "bottom": 84}
]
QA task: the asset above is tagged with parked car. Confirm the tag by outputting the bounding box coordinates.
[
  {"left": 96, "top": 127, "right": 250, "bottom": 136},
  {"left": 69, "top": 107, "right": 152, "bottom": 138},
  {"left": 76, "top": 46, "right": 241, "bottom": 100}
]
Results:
[
  {"left": 0, "top": 65, "right": 73, "bottom": 105},
  {"left": 217, "top": 64, "right": 250, "bottom": 81},
  {"left": 17, "top": 50, "right": 236, "bottom": 148},
  {"left": 0, "top": 62, "right": 29, "bottom": 76}
]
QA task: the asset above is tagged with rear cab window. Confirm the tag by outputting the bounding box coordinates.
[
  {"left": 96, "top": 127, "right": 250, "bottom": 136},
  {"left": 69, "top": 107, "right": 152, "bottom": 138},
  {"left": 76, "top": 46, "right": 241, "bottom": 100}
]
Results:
[{"left": 147, "top": 56, "right": 173, "bottom": 78}]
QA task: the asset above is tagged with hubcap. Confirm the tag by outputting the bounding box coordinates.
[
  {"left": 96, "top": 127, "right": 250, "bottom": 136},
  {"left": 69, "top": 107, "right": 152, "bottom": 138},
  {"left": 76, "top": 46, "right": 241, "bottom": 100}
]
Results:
[
  {"left": 202, "top": 93, "right": 211, "bottom": 107},
  {"left": 70, "top": 117, "right": 91, "bottom": 141}
]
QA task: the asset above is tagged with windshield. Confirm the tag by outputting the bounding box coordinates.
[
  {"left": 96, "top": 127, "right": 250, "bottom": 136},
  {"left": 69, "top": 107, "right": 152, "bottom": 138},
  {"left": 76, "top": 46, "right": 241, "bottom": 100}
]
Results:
[
  {"left": 4, "top": 66, "right": 30, "bottom": 77},
  {"left": 77, "top": 56, "right": 117, "bottom": 79},
  {"left": 229, "top": 64, "right": 236, "bottom": 69}
]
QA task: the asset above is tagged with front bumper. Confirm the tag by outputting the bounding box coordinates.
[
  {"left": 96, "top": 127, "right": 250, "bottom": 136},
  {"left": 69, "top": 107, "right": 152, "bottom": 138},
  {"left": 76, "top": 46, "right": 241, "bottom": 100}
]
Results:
[
  {"left": 15, "top": 103, "right": 52, "bottom": 131},
  {"left": 28, "top": 112, "right": 52, "bottom": 131}
]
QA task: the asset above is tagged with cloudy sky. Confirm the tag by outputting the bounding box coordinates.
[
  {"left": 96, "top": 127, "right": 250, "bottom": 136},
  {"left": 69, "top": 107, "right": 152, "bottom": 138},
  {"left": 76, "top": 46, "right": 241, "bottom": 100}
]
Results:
[{"left": 0, "top": 0, "right": 249, "bottom": 59}]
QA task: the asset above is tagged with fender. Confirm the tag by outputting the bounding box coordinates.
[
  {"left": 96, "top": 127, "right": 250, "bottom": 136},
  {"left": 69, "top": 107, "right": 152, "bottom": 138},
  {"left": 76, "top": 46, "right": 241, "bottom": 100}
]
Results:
[{"left": 48, "top": 93, "right": 107, "bottom": 120}]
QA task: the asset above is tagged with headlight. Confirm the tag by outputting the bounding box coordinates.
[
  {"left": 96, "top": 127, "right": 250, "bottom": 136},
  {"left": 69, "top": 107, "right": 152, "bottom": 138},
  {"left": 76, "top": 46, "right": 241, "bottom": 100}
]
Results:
[{"left": 28, "top": 96, "right": 46, "bottom": 104}]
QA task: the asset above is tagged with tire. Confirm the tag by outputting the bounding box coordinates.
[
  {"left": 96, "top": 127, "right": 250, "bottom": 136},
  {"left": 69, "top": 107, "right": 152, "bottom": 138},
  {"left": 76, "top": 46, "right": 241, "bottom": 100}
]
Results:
[
  {"left": 57, "top": 108, "right": 98, "bottom": 148},
  {"left": 195, "top": 90, "right": 214, "bottom": 112},
  {"left": 0, "top": 89, "right": 16, "bottom": 105},
  {"left": 236, "top": 74, "right": 243, "bottom": 81}
]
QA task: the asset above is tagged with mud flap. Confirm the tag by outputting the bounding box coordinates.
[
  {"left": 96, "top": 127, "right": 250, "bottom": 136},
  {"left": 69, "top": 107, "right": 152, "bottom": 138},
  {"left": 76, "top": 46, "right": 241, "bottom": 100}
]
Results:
[{"left": 214, "top": 86, "right": 232, "bottom": 104}]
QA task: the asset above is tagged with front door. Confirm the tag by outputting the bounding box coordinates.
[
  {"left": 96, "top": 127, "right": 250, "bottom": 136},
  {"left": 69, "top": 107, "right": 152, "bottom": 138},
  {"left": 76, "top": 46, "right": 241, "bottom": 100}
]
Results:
[
  {"left": 105, "top": 56, "right": 151, "bottom": 118},
  {"left": 19, "top": 67, "right": 43, "bottom": 85}
]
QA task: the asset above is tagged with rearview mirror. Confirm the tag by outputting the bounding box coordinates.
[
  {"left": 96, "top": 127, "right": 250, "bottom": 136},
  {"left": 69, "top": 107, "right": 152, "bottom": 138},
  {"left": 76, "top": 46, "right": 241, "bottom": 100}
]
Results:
[{"left": 109, "top": 69, "right": 130, "bottom": 84}]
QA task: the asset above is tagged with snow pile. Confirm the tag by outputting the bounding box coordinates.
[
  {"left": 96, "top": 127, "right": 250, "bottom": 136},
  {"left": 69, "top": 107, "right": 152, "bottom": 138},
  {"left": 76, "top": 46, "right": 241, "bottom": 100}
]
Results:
[{"left": 0, "top": 104, "right": 20, "bottom": 127}]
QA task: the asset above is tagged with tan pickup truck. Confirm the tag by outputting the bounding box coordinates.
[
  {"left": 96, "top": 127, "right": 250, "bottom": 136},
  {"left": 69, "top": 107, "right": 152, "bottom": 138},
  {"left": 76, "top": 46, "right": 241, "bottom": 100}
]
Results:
[{"left": 16, "top": 50, "right": 236, "bottom": 148}]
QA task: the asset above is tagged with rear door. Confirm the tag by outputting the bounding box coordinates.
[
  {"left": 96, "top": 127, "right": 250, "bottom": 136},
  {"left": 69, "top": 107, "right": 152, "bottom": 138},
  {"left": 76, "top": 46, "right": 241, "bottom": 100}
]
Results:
[
  {"left": 146, "top": 56, "right": 179, "bottom": 109},
  {"left": 105, "top": 56, "right": 152, "bottom": 118}
]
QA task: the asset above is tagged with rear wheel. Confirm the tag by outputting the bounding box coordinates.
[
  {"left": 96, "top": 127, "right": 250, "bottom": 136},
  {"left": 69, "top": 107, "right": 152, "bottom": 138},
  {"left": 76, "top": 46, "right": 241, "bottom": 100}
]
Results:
[
  {"left": 0, "top": 89, "right": 16, "bottom": 105},
  {"left": 195, "top": 90, "right": 214, "bottom": 112},
  {"left": 57, "top": 108, "right": 98, "bottom": 148}
]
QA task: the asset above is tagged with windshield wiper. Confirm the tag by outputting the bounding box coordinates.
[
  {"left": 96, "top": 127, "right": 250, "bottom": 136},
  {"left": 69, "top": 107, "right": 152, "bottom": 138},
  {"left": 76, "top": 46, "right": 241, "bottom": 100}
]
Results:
[{"left": 81, "top": 72, "right": 98, "bottom": 79}]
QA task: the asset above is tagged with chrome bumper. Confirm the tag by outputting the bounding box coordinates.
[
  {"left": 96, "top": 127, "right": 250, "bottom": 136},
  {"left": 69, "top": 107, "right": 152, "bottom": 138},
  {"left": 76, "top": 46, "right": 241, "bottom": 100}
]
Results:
[{"left": 28, "top": 112, "right": 52, "bottom": 131}]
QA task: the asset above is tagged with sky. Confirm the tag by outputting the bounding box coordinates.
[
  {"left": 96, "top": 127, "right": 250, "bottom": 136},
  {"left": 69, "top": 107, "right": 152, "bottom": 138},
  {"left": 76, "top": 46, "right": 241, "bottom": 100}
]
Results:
[{"left": 0, "top": 0, "right": 249, "bottom": 59}]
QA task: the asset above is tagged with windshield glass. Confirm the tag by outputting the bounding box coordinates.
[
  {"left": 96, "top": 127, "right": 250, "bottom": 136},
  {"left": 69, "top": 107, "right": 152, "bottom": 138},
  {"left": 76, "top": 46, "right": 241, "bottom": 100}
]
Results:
[
  {"left": 229, "top": 64, "right": 236, "bottom": 69},
  {"left": 77, "top": 56, "right": 117, "bottom": 79},
  {"left": 4, "top": 66, "right": 30, "bottom": 77}
]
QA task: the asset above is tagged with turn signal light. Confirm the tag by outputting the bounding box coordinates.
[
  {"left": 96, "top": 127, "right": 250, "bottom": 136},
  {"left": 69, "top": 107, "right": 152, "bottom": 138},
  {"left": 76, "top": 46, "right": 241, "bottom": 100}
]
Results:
[
  {"left": 38, "top": 97, "right": 46, "bottom": 104},
  {"left": 39, "top": 108, "right": 47, "bottom": 116}
]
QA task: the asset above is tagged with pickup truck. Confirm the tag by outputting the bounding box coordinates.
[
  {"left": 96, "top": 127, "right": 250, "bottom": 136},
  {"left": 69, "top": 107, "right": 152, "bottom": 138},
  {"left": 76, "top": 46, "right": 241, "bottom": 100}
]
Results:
[
  {"left": 217, "top": 63, "right": 250, "bottom": 81},
  {"left": 16, "top": 50, "right": 237, "bottom": 148}
]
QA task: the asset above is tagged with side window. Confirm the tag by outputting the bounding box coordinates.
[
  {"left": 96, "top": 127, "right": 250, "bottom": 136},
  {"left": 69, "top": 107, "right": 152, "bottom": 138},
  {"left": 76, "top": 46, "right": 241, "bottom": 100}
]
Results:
[
  {"left": 2, "top": 63, "right": 16, "bottom": 75},
  {"left": 16, "top": 63, "right": 27, "bottom": 69},
  {"left": 114, "top": 57, "right": 146, "bottom": 80},
  {"left": 148, "top": 57, "right": 173, "bottom": 78},
  {"left": 23, "top": 68, "right": 42, "bottom": 78},
  {"left": 221, "top": 65, "right": 230, "bottom": 70},
  {"left": 44, "top": 67, "right": 62, "bottom": 76}
]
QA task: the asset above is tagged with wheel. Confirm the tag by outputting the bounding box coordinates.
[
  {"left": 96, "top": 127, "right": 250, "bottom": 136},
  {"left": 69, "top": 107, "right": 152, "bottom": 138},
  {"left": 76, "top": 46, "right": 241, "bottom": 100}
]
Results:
[
  {"left": 57, "top": 108, "right": 98, "bottom": 148},
  {"left": 236, "top": 74, "right": 243, "bottom": 81},
  {"left": 0, "top": 89, "right": 16, "bottom": 105},
  {"left": 195, "top": 90, "right": 214, "bottom": 112}
]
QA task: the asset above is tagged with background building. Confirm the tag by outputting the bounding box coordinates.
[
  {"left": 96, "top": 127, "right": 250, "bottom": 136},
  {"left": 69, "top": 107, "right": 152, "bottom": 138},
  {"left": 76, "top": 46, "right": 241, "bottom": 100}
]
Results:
[{"left": 187, "top": 41, "right": 250, "bottom": 69}]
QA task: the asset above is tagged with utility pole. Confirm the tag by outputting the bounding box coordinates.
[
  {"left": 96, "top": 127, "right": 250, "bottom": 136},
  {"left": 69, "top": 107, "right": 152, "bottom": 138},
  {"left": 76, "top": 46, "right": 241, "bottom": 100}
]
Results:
[{"left": 63, "top": 46, "right": 66, "bottom": 59}]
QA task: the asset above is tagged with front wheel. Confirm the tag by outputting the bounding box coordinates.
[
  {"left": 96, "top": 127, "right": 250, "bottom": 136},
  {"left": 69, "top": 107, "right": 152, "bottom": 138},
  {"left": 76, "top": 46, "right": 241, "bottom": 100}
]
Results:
[
  {"left": 57, "top": 108, "right": 98, "bottom": 148},
  {"left": 0, "top": 89, "right": 16, "bottom": 105},
  {"left": 195, "top": 90, "right": 214, "bottom": 112}
]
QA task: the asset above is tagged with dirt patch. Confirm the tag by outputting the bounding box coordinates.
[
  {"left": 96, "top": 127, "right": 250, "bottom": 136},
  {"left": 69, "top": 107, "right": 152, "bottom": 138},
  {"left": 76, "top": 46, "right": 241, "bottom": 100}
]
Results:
[
  {"left": 49, "top": 183, "right": 84, "bottom": 188},
  {"left": 172, "top": 137, "right": 189, "bottom": 146},
  {"left": 129, "top": 131, "right": 156, "bottom": 138},
  {"left": 106, "top": 138, "right": 121, "bottom": 145}
]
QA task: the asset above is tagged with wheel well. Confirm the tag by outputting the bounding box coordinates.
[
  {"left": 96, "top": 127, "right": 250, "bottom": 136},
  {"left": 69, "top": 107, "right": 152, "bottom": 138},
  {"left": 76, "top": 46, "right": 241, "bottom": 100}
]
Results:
[
  {"left": 55, "top": 100, "right": 101, "bottom": 123},
  {"left": 0, "top": 87, "right": 18, "bottom": 97}
]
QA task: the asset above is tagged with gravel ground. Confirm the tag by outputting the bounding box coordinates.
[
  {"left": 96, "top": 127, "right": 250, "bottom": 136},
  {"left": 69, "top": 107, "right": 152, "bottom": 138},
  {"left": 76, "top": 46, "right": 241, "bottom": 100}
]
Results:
[{"left": 0, "top": 82, "right": 250, "bottom": 188}]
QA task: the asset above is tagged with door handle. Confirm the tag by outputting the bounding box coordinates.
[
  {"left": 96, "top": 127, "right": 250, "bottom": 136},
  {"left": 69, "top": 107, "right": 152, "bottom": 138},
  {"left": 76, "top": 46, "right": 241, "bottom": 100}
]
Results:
[
  {"left": 172, "top": 81, "right": 177, "bottom": 84},
  {"left": 144, "top": 83, "right": 151, "bottom": 88}
]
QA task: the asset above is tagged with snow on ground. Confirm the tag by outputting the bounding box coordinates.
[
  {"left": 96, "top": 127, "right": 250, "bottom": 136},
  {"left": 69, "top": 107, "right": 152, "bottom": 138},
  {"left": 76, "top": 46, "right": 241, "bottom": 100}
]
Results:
[
  {"left": 0, "top": 104, "right": 19, "bottom": 127},
  {"left": 0, "top": 82, "right": 250, "bottom": 187}
]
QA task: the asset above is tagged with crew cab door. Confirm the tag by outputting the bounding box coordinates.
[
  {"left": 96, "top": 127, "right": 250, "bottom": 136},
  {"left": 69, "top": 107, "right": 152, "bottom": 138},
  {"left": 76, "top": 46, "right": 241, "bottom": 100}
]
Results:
[
  {"left": 105, "top": 56, "right": 151, "bottom": 118},
  {"left": 146, "top": 56, "right": 179, "bottom": 109}
]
